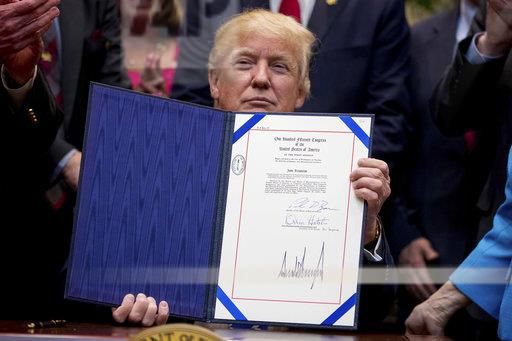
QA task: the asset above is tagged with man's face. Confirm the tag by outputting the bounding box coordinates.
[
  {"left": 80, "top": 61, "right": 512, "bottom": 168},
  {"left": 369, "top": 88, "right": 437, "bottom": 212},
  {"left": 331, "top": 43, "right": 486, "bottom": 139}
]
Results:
[{"left": 209, "top": 34, "right": 306, "bottom": 112}]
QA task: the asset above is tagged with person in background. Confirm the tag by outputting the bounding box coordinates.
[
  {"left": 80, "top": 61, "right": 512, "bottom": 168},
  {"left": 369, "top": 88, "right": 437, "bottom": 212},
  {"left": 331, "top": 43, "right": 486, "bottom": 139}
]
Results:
[
  {"left": 172, "top": 4, "right": 411, "bottom": 305},
  {"left": 390, "top": 1, "right": 498, "bottom": 338},
  {"left": 35, "top": 1, "right": 132, "bottom": 318},
  {"left": 43, "top": 0, "right": 131, "bottom": 194},
  {"left": 125, "top": 0, "right": 181, "bottom": 96},
  {"left": 0, "top": 0, "right": 69, "bottom": 319},
  {"left": 406, "top": 0, "right": 512, "bottom": 339},
  {"left": 136, "top": 52, "right": 166, "bottom": 96},
  {"left": 1, "top": 0, "right": 61, "bottom": 154},
  {"left": 111, "top": 9, "right": 394, "bottom": 328}
]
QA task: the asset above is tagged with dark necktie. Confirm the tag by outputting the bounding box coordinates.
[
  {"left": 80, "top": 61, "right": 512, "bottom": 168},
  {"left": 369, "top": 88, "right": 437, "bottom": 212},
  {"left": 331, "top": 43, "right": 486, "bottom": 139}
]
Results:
[
  {"left": 279, "top": 0, "right": 301, "bottom": 23},
  {"left": 464, "top": 130, "right": 477, "bottom": 154}
]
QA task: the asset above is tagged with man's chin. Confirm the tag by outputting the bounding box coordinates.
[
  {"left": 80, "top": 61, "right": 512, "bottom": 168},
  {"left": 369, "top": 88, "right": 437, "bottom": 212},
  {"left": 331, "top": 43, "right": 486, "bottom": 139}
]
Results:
[{"left": 238, "top": 103, "right": 276, "bottom": 112}]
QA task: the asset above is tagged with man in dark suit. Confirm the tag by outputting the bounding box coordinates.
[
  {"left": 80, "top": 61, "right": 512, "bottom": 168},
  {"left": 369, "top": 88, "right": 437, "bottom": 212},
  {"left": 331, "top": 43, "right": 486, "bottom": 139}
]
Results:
[
  {"left": 393, "top": 0, "right": 480, "bottom": 304},
  {"left": 27, "top": 0, "right": 131, "bottom": 319},
  {"left": 112, "top": 10, "right": 396, "bottom": 328},
  {"left": 0, "top": 0, "right": 129, "bottom": 319},
  {"left": 0, "top": 0, "right": 66, "bottom": 319},
  {"left": 171, "top": 0, "right": 410, "bottom": 169}
]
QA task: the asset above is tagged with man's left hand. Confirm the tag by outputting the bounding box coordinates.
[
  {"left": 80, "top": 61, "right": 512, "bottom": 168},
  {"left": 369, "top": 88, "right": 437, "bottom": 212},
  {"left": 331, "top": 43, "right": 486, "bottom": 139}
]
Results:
[
  {"left": 350, "top": 158, "right": 391, "bottom": 244},
  {"left": 405, "top": 281, "right": 471, "bottom": 337}
]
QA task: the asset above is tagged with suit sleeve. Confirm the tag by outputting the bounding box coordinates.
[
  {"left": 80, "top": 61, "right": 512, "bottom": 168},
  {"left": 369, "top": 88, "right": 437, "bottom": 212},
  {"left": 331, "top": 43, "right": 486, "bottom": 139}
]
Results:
[
  {"left": 359, "top": 230, "right": 397, "bottom": 328},
  {"left": 430, "top": 4, "right": 509, "bottom": 136},
  {"left": 365, "top": 0, "right": 411, "bottom": 165},
  {"left": 0, "top": 70, "right": 62, "bottom": 157},
  {"left": 431, "top": 37, "right": 508, "bottom": 136}
]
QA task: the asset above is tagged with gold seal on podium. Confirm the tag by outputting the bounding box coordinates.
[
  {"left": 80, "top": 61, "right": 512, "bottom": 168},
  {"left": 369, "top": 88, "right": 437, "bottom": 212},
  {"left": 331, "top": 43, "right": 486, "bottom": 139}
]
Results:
[{"left": 129, "top": 323, "right": 224, "bottom": 341}]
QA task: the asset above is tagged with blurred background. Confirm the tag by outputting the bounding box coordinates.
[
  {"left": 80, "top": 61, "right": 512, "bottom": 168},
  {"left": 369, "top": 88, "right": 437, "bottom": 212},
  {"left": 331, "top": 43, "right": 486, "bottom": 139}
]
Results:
[{"left": 120, "top": 0, "right": 457, "bottom": 93}]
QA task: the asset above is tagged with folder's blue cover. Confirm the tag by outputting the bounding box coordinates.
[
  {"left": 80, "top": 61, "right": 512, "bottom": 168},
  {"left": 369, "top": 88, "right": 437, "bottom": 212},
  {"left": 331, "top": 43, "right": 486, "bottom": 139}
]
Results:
[{"left": 66, "top": 84, "right": 228, "bottom": 319}]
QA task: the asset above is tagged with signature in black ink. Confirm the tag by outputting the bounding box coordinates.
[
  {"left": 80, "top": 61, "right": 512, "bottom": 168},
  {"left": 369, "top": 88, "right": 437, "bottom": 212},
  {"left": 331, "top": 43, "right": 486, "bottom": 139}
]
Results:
[
  {"left": 285, "top": 213, "right": 329, "bottom": 227},
  {"left": 278, "top": 242, "right": 325, "bottom": 289},
  {"left": 287, "top": 197, "right": 337, "bottom": 213}
]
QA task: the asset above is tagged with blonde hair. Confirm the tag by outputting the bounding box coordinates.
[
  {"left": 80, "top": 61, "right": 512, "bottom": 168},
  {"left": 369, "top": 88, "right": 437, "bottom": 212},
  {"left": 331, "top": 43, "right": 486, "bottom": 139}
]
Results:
[{"left": 208, "top": 9, "right": 316, "bottom": 97}]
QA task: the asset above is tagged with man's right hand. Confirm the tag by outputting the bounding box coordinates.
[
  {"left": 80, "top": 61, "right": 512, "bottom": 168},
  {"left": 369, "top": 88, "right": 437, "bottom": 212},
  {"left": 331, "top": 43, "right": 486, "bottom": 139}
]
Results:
[
  {"left": 62, "top": 152, "right": 82, "bottom": 192},
  {"left": 477, "top": 0, "right": 512, "bottom": 56},
  {"left": 112, "top": 293, "right": 169, "bottom": 326},
  {"left": 0, "top": 0, "right": 60, "bottom": 61},
  {"left": 399, "top": 237, "right": 439, "bottom": 302}
]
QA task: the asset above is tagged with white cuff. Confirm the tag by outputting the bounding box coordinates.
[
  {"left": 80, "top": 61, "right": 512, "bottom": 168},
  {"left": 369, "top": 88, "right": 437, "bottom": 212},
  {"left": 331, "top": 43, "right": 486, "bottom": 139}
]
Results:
[
  {"left": 363, "top": 233, "right": 383, "bottom": 262},
  {"left": 1, "top": 64, "right": 38, "bottom": 108},
  {"left": 465, "top": 33, "right": 505, "bottom": 64}
]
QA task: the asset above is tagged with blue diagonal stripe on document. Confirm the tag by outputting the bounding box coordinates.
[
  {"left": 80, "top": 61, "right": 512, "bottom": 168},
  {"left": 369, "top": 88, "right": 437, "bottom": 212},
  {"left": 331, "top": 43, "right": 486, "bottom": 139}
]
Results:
[
  {"left": 217, "top": 286, "right": 248, "bottom": 321},
  {"left": 321, "top": 293, "right": 357, "bottom": 326},
  {"left": 339, "top": 116, "right": 369, "bottom": 149},
  {"left": 232, "top": 113, "right": 266, "bottom": 144}
]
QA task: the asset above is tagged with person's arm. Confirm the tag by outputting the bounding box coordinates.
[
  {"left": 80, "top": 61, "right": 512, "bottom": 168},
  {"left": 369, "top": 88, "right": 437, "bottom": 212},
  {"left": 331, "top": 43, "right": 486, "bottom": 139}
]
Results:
[
  {"left": 1, "top": 68, "right": 61, "bottom": 156},
  {"left": 1, "top": 7, "right": 61, "bottom": 156},
  {"left": 431, "top": 0, "right": 512, "bottom": 136},
  {"left": 1, "top": 64, "right": 37, "bottom": 107},
  {"left": 364, "top": 0, "right": 410, "bottom": 170}
]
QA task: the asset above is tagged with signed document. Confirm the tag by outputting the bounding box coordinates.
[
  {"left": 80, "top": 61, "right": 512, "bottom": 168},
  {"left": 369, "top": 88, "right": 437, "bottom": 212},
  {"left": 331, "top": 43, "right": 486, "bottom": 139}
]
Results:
[
  {"left": 67, "top": 84, "right": 372, "bottom": 330},
  {"left": 215, "top": 114, "right": 372, "bottom": 327}
]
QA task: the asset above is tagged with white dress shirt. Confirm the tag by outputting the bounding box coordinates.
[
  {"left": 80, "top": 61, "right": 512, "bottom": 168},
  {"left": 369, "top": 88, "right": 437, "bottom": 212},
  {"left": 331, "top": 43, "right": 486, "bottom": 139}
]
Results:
[
  {"left": 456, "top": 0, "right": 478, "bottom": 44},
  {"left": 1, "top": 65, "right": 37, "bottom": 108}
]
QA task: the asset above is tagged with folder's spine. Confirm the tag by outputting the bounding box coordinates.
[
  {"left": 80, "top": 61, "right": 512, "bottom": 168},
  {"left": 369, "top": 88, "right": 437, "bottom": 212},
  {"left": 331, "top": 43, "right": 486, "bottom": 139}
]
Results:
[{"left": 205, "top": 111, "right": 236, "bottom": 321}]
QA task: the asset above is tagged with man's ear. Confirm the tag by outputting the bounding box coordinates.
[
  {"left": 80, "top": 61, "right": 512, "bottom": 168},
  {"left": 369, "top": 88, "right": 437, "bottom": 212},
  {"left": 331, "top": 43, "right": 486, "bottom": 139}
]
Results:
[
  {"left": 208, "top": 69, "right": 220, "bottom": 100},
  {"left": 294, "top": 89, "right": 306, "bottom": 110}
]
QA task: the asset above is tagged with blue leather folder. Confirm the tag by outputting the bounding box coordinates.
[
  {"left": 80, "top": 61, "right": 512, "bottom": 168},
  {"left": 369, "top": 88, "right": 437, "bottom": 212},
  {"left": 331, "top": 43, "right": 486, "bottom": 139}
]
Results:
[{"left": 66, "top": 83, "right": 373, "bottom": 328}]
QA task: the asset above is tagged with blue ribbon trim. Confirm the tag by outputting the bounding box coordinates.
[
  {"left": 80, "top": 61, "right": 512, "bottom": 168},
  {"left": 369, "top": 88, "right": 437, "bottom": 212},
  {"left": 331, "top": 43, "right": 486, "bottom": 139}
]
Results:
[
  {"left": 321, "top": 293, "right": 357, "bottom": 326},
  {"left": 232, "top": 114, "right": 266, "bottom": 144},
  {"left": 217, "top": 286, "right": 248, "bottom": 321},
  {"left": 339, "top": 116, "right": 369, "bottom": 149}
]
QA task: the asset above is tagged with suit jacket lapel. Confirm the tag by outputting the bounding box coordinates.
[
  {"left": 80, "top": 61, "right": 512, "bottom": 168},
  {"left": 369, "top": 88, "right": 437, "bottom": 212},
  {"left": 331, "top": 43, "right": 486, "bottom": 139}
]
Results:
[
  {"left": 59, "top": 0, "right": 85, "bottom": 130},
  {"left": 308, "top": 0, "right": 349, "bottom": 42}
]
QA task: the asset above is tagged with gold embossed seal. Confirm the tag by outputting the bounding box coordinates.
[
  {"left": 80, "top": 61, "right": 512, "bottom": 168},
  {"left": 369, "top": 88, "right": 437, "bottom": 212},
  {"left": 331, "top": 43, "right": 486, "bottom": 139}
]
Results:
[{"left": 129, "top": 323, "right": 224, "bottom": 341}]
